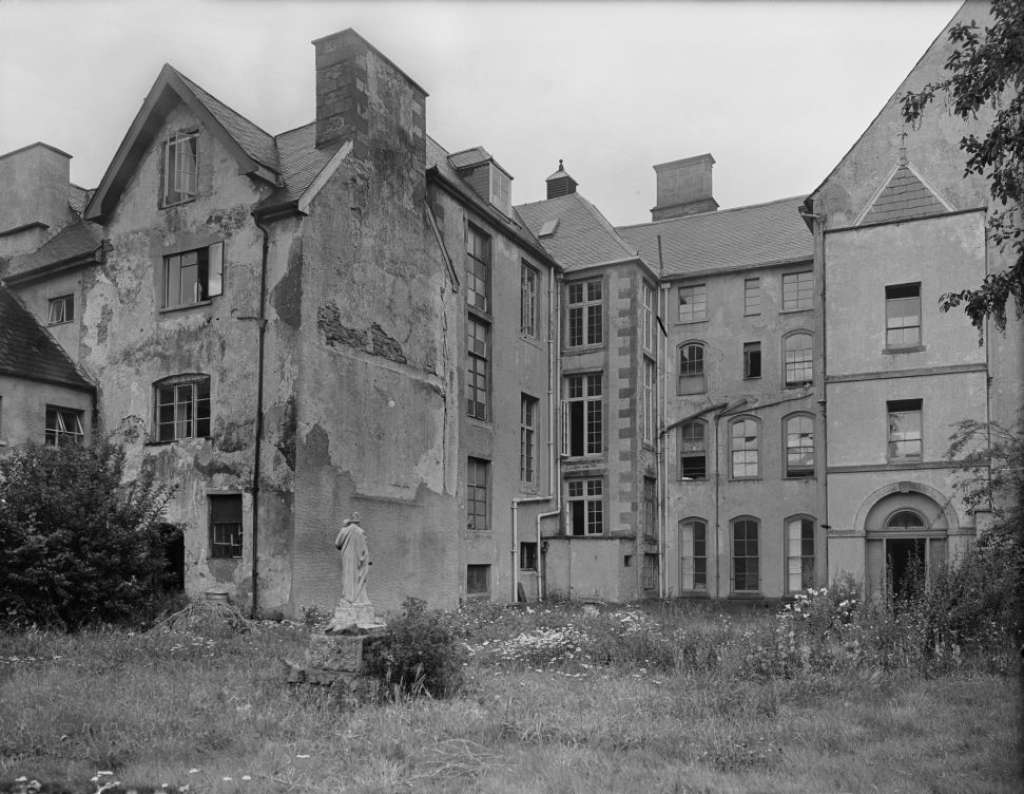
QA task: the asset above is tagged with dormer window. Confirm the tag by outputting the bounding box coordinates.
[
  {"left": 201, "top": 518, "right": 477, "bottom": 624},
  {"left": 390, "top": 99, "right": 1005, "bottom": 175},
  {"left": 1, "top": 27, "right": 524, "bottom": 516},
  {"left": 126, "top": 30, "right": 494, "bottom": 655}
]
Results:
[
  {"left": 490, "top": 167, "right": 510, "bottom": 212},
  {"left": 162, "top": 132, "right": 198, "bottom": 206}
]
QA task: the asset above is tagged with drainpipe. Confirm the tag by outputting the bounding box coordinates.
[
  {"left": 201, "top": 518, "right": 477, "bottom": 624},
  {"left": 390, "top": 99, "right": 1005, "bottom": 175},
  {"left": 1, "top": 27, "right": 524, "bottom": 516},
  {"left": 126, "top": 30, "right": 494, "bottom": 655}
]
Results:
[
  {"left": 249, "top": 213, "right": 271, "bottom": 619},
  {"left": 512, "top": 262, "right": 562, "bottom": 602},
  {"left": 656, "top": 237, "right": 668, "bottom": 598}
]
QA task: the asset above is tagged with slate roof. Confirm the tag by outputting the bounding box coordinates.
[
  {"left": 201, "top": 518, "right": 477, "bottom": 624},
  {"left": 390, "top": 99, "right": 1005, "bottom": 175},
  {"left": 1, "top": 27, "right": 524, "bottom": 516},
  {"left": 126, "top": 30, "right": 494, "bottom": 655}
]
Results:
[
  {"left": 427, "top": 136, "right": 551, "bottom": 262},
  {"left": 616, "top": 196, "right": 812, "bottom": 278},
  {"left": 859, "top": 164, "right": 948, "bottom": 226},
  {"left": 2, "top": 221, "right": 104, "bottom": 281},
  {"left": 0, "top": 286, "right": 92, "bottom": 390},
  {"left": 259, "top": 122, "right": 345, "bottom": 210},
  {"left": 515, "top": 192, "right": 640, "bottom": 271},
  {"left": 174, "top": 69, "right": 280, "bottom": 174}
]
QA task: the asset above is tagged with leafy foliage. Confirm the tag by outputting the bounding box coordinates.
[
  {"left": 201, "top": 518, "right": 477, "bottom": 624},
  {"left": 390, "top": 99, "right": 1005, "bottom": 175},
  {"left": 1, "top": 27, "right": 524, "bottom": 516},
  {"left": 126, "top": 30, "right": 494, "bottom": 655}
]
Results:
[
  {"left": 901, "top": 0, "right": 1024, "bottom": 332},
  {"left": 363, "top": 597, "right": 467, "bottom": 698},
  {"left": 0, "top": 442, "right": 174, "bottom": 630}
]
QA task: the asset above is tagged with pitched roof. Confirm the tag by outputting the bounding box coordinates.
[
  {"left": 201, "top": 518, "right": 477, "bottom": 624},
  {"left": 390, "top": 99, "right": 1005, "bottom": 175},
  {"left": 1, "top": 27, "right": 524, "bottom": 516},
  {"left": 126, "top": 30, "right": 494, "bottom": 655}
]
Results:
[
  {"left": 257, "top": 122, "right": 345, "bottom": 211},
  {"left": 174, "top": 70, "right": 279, "bottom": 173},
  {"left": 515, "top": 192, "right": 639, "bottom": 271},
  {"left": 426, "top": 136, "right": 553, "bottom": 265},
  {"left": 2, "top": 221, "right": 104, "bottom": 282},
  {"left": 0, "top": 286, "right": 93, "bottom": 391},
  {"left": 616, "top": 196, "right": 812, "bottom": 278},
  {"left": 859, "top": 162, "right": 950, "bottom": 225}
]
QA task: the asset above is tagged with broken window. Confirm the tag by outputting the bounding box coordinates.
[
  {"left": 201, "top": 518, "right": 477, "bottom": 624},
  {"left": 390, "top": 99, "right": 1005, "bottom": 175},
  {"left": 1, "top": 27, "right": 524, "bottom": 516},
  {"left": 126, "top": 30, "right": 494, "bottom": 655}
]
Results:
[
  {"left": 209, "top": 494, "right": 242, "bottom": 559},
  {"left": 47, "top": 294, "right": 74, "bottom": 325},
  {"left": 567, "top": 478, "right": 603, "bottom": 536},
  {"left": 44, "top": 405, "right": 84, "bottom": 447},
  {"left": 155, "top": 374, "right": 211, "bottom": 441},
  {"left": 162, "top": 243, "right": 223, "bottom": 309},
  {"left": 466, "top": 317, "right": 490, "bottom": 420},
  {"left": 785, "top": 413, "right": 815, "bottom": 477},
  {"left": 563, "top": 373, "right": 602, "bottom": 456},
  {"left": 677, "top": 283, "right": 707, "bottom": 323},
  {"left": 679, "top": 518, "right": 707, "bottom": 591},
  {"left": 679, "top": 420, "right": 707, "bottom": 480},
  {"left": 162, "top": 132, "right": 198, "bottom": 206}
]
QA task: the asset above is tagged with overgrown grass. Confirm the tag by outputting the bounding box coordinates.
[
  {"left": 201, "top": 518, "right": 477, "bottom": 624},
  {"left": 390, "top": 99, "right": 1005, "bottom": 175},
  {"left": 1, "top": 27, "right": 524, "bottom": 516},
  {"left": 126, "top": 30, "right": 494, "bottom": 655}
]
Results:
[{"left": 1, "top": 597, "right": 1020, "bottom": 793}]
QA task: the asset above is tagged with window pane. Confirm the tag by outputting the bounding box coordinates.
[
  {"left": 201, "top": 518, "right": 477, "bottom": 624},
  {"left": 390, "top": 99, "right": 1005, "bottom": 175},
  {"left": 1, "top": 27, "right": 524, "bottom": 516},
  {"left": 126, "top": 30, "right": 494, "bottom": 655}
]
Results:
[{"left": 782, "top": 271, "right": 813, "bottom": 311}]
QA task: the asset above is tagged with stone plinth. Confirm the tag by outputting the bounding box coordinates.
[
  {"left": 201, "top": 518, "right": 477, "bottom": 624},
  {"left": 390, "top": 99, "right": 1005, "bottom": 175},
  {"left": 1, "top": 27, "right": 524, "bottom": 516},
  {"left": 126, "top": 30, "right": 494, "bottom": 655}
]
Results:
[
  {"left": 283, "top": 627, "right": 387, "bottom": 705},
  {"left": 326, "top": 602, "right": 381, "bottom": 634}
]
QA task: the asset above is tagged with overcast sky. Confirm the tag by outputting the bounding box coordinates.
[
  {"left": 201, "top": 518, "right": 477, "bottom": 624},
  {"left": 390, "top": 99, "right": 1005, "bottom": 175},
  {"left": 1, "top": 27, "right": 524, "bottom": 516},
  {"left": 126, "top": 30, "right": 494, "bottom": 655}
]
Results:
[{"left": 0, "top": 0, "right": 961, "bottom": 227}]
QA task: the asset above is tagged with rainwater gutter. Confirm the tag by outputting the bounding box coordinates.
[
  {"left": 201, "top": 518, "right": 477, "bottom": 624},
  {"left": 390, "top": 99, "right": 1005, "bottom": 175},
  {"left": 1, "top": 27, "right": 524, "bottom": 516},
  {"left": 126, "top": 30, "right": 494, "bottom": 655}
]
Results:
[
  {"left": 248, "top": 213, "right": 271, "bottom": 618},
  {"left": 512, "top": 263, "right": 562, "bottom": 602}
]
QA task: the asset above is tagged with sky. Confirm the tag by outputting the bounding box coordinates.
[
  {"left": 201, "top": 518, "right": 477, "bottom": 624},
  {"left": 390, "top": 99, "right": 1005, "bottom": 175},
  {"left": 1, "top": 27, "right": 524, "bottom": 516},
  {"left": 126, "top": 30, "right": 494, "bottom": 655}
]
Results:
[{"left": 0, "top": 0, "right": 963, "bottom": 228}]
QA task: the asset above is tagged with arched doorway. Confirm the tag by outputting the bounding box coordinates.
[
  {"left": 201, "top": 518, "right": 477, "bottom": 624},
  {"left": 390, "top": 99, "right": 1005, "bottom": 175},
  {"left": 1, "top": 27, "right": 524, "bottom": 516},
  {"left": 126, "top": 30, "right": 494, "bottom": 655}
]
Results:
[{"left": 860, "top": 486, "right": 951, "bottom": 600}]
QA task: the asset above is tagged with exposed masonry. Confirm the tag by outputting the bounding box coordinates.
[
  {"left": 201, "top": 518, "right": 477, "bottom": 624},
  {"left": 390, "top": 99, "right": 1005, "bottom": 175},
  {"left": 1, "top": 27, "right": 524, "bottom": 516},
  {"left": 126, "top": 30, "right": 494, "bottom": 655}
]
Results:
[{"left": 317, "top": 301, "right": 408, "bottom": 365}]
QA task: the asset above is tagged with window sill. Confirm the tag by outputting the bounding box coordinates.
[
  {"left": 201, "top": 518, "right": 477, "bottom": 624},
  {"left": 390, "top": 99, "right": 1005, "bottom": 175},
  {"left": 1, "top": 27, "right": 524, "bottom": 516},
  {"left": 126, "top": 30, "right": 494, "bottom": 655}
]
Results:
[
  {"left": 784, "top": 382, "right": 813, "bottom": 390},
  {"left": 563, "top": 343, "right": 604, "bottom": 353},
  {"left": 785, "top": 473, "right": 815, "bottom": 480},
  {"left": 742, "top": 375, "right": 762, "bottom": 381},
  {"left": 728, "top": 591, "right": 764, "bottom": 600},
  {"left": 883, "top": 345, "right": 926, "bottom": 355},
  {"left": 159, "top": 300, "right": 213, "bottom": 315},
  {"left": 779, "top": 307, "right": 813, "bottom": 315},
  {"left": 160, "top": 197, "right": 197, "bottom": 210},
  {"left": 729, "top": 476, "right": 761, "bottom": 482},
  {"left": 144, "top": 436, "right": 211, "bottom": 447},
  {"left": 47, "top": 320, "right": 73, "bottom": 327},
  {"left": 679, "top": 477, "right": 708, "bottom": 483},
  {"left": 673, "top": 319, "right": 708, "bottom": 327}
]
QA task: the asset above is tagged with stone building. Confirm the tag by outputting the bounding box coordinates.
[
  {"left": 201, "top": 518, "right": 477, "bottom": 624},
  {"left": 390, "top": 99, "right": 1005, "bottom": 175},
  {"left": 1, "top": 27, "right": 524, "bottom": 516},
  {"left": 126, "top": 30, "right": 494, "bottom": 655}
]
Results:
[
  {"left": 803, "top": 0, "right": 1023, "bottom": 597},
  {"left": 1, "top": 4, "right": 1018, "bottom": 611}
]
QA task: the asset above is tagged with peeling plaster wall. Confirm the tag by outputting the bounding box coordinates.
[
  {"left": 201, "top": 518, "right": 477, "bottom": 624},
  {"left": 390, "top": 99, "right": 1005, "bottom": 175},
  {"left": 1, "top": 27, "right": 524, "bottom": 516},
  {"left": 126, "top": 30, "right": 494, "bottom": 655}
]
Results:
[
  {"left": 65, "top": 102, "right": 295, "bottom": 612},
  {"left": 288, "top": 43, "right": 460, "bottom": 618},
  {"left": 0, "top": 375, "right": 93, "bottom": 450}
]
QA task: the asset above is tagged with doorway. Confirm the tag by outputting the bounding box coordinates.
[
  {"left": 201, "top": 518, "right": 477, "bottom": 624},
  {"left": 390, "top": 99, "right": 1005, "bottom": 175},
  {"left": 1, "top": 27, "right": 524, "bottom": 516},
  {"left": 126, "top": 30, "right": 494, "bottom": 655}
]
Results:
[{"left": 885, "top": 537, "right": 926, "bottom": 599}]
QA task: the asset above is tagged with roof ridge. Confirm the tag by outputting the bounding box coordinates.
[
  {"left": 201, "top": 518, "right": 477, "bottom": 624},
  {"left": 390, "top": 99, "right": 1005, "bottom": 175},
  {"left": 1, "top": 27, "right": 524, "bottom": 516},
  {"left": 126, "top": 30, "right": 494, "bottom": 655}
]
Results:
[
  {"left": 274, "top": 120, "right": 317, "bottom": 140},
  {"left": 616, "top": 194, "right": 808, "bottom": 231},
  {"left": 170, "top": 65, "right": 278, "bottom": 142},
  {"left": 573, "top": 193, "right": 637, "bottom": 258}
]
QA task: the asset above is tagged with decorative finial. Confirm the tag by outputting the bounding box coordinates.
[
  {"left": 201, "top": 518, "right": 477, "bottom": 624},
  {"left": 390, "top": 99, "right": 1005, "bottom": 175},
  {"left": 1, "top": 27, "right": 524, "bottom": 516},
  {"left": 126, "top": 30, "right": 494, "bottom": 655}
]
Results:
[
  {"left": 898, "top": 131, "right": 909, "bottom": 165},
  {"left": 558, "top": 159, "right": 564, "bottom": 170}
]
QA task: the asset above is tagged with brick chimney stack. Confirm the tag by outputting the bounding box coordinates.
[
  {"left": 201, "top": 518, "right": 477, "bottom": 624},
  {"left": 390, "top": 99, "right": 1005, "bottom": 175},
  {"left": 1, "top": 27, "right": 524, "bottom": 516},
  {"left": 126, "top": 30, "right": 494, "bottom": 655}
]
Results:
[
  {"left": 312, "top": 29, "right": 426, "bottom": 164},
  {"left": 651, "top": 154, "right": 718, "bottom": 221},
  {"left": 0, "top": 142, "right": 75, "bottom": 258}
]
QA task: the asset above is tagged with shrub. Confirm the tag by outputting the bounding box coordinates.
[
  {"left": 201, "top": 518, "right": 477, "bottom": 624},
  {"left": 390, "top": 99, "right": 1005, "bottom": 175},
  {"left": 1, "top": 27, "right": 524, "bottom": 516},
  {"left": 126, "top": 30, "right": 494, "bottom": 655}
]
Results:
[
  {"left": 0, "top": 441, "right": 173, "bottom": 630},
  {"left": 363, "top": 597, "right": 467, "bottom": 698}
]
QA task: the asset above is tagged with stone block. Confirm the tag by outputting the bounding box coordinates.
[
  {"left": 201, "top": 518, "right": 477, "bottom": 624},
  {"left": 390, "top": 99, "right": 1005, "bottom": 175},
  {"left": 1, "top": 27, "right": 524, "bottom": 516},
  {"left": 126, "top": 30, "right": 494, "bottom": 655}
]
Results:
[{"left": 305, "top": 632, "right": 364, "bottom": 672}]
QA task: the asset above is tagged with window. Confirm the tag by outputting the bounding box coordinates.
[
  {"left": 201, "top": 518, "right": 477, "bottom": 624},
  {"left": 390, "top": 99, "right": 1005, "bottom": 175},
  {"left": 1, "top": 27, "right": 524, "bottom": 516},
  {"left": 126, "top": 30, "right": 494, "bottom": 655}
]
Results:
[
  {"left": 209, "top": 494, "right": 242, "bottom": 559},
  {"left": 643, "top": 554, "right": 659, "bottom": 590},
  {"left": 743, "top": 342, "right": 761, "bottom": 379},
  {"left": 732, "top": 517, "right": 759, "bottom": 592},
  {"left": 887, "top": 399, "right": 923, "bottom": 460},
  {"left": 730, "top": 417, "right": 759, "bottom": 479},
  {"left": 47, "top": 294, "right": 74, "bottom": 325},
  {"left": 44, "top": 406, "right": 84, "bottom": 447},
  {"left": 466, "top": 317, "right": 490, "bottom": 420},
  {"left": 678, "top": 342, "right": 706, "bottom": 394},
  {"left": 885, "top": 283, "right": 921, "bottom": 348},
  {"left": 784, "top": 414, "right": 815, "bottom": 477},
  {"left": 744, "top": 277, "right": 761, "bottom": 316},
  {"left": 520, "top": 394, "right": 538, "bottom": 485},
  {"left": 162, "top": 242, "right": 223, "bottom": 309},
  {"left": 162, "top": 132, "right": 198, "bottom": 206},
  {"left": 467, "top": 457, "right": 489, "bottom": 530},
  {"left": 786, "top": 516, "right": 815, "bottom": 591},
  {"left": 564, "top": 373, "right": 602, "bottom": 456},
  {"left": 567, "top": 279, "right": 602, "bottom": 346},
  {"left": 466, "top": 564, "right": 490, "bottom": 595},
  {"left": 782, "top": 271, "right": 813, "bottom": 311},
  {"left": 679, "top": 518, "right": 707, "bottom": 591},
  {"left": 567, "top": 478, "right": 603, "bottom": 535},
  {"left": 641, "top": 357, "right": 656, "bottom": 443},
  {"left": 643, "top": 477, "right": 657, "bottom": 539},
  {"left": 886, "top": 509, "right": 925, "bottom": 530},
  {"left": 155, "top": 375, "right": 211, "bottom": 442},
  {"left": 642, "top": 280, "right": 656, "bottom": 352},
  {"left": 466, "top": 225, "right": 491, "bottom": 312},
  {"left": 678, "top": 283, "right": 707, "bottom": 323},
  {"left": 520, "top": 542, "right": 538, "bottom": 571},
  {"left": 784, "top": 332, "right": 813, "bottom": 386},
  {"left": 521, "top": 263, "right": 539, "bottom": 337},
  {"left": 680, "top": 421, "right": 707, "bottom": 480}
]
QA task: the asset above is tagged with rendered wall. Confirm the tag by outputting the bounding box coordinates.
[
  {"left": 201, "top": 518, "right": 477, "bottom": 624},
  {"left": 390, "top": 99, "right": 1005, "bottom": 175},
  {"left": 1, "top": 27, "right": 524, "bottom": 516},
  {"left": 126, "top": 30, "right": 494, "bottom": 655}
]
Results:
[{"left": 0, "top": 375, "right": 93, "bottom": 450}]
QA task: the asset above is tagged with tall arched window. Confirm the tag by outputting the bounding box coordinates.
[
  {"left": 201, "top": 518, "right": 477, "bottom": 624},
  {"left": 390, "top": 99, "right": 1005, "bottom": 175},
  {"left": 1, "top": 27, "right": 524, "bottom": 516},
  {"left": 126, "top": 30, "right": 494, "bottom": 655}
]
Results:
[
  {"left": 783, "top": 332, "right": 813, "bottom": 386},
  {"left": 730, "top": 417, "right": 759, "bottom": 478},
  {"left": 679, "top": 420, "right": 707, "bottom": 480},
  {"left": 784, "top": 413, "right": 814, "bottom": 478},
  {"left": 154, "top": 374, "right": 211, "bottom": 442},
  {"left": 678, "top": 342, "right": 706, "bottom": 394},
  {"left": 678, "top": 517, "right": 708, "bottom": 591},
  {"left": 732, "top": 516, "right": 759, "bottom": 592}
]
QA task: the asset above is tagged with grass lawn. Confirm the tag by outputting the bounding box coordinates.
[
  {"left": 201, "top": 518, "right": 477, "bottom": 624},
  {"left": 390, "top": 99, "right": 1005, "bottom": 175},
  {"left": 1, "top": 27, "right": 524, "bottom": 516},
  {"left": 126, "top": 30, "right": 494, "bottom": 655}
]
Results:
[{"left": 0, "top": 601, "right": 1020, "bottom": 793}]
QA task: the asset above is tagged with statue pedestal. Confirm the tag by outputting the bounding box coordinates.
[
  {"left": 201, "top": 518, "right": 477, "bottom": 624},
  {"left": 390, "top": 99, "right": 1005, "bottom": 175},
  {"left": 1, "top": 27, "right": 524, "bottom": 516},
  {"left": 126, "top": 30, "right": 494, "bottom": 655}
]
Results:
[
  {"left": 325, "top": 602, "right": 383, "bottom": 634},
  {"left": 283, "top": 625, "right": 387, "bottom": 706}
]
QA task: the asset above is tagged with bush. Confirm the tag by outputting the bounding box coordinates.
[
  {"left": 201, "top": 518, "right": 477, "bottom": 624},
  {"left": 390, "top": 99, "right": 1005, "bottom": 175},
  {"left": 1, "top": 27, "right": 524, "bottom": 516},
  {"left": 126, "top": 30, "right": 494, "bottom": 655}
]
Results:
[
  {"left": 0, "top": 441, "right": 173, "bottom": 630},
  {"left": 363, "top": 597, "right": 467, "bottom": 698}
]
